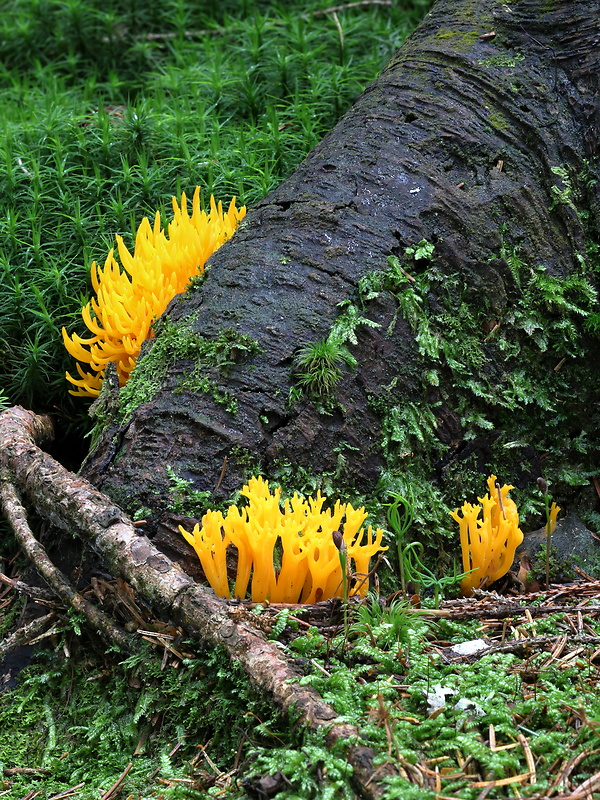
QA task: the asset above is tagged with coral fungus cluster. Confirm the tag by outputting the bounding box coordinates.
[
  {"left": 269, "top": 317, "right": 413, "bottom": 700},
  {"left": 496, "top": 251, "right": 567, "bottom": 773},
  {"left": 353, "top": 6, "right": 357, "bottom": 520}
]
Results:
[
  {"left": 62, "top": 188, "right": 246, "bottom": 397},
  {"left": 452, "top": 475, "right": 526, "bottom": 596},
  {"left": 179, "top": 476, "right": 387, "bottom": 604}
]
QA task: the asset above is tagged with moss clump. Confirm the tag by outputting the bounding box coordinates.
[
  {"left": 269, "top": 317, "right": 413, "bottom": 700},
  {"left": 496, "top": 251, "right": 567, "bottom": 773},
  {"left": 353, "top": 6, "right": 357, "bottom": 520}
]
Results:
[
  {"left": 433, "top": 29, "right": 481, "bottom": 50},
  {"left": 478, "top": 53, "right": 525, "bottom": 68},
  {"left": 116, "top": 319, "right": 261, "bottom": 423},
  {"left": 487, "top": 111, "right": 511, "bottom": 132},
  {"left": 358, "top": 226, "right": 600, "bottom": 538},
  {"left": 0, "top": 636, "right": 292, "bottom": 797}
]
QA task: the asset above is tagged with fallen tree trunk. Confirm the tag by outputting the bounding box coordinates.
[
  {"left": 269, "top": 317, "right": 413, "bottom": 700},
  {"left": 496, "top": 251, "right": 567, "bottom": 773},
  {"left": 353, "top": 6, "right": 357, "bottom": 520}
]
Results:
[{"left": 80, "top": 0, "right": 599, "bottom": 535}]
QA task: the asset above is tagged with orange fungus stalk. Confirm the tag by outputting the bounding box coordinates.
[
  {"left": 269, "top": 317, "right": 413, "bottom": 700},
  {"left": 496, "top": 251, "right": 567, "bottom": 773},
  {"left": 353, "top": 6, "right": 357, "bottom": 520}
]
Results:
[{"left": 179, "top": 477, "right": 387, "bottom": 604}]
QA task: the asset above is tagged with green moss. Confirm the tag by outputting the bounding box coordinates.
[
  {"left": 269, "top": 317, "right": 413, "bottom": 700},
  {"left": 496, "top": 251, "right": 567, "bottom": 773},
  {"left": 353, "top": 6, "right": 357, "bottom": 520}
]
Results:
[
  {"left": 433, "top": 29, "right": 481, "bottom": 50},
  {"left": 0, "top": 635, "right": 293, "bottom": 798},
  {"left": 294, "top": 338, "right": 355, "bottom": 399},
  {"left": 117, "top": 319, "right": 261, "bottom": 423},
  {"left": 165, "top": 465, "right": 214, "bottom": 516},
  {"left": 532, "top": 543, "right": 576, "bottom": 584},
  {"left": 487, "top": 110, "right": 510, "bottom": 132},
  {"left": 174, "top": 373, "right": 239, "bottom": 413},
  {"left": 478, "top": 53, "right": 525, "bottom": 68},
  {"left": 357, "top": 228, "right": 600, "bottom": 540},
  {"left": 290, "top": 302, "right": 381, "bottom": 413}
]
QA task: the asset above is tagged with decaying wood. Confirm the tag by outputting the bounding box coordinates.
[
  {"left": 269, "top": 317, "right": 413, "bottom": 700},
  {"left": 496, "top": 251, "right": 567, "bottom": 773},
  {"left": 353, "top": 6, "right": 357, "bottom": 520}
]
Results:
[
  {"left": 0, "top": 405, "right": 397, "bottom": 800},
  {"left": 0, "top": 477, "right": 135, "bottom": 654},
  {"left": 80, "top": 0, "right": 600, "bottom": 531},
  {"left": 0, "top": 572, "right": 57, "bottom": 603}
]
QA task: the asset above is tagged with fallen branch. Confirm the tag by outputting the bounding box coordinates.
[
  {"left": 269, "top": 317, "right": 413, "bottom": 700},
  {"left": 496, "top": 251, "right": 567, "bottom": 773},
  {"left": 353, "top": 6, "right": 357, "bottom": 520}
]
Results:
[
  {"left": 0, "top": 406, "right": 397, "bottom": 800},
  {"left": 439, "top": 633, "right": 600, "bottom": 664},
  {"left": 0, "top": 612, "right": 56, "bottom": 662},
  {"left": 0, "top": 572, "right": 57, "bottom": 603},
  {"left": 0, "top": 477, "right": 136, "bottom": 654},
  {"left": 3, "top": 767, "right": 52, "bottom": 776}
]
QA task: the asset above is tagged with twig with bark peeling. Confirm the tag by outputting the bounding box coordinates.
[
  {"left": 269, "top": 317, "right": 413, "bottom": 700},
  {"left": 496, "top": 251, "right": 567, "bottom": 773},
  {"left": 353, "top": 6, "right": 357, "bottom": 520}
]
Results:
[
  {"left": 0, "top": 475, "right": 136, "bottom": 654},
  {"left": 0, "top": 406, "right": 398, "bottom": 800},
  {"left": 0, "top": 612, "right": 56, "bottom": 661},
  {"left": 0, "top": 572, "right": 57, "bottom": 603}
]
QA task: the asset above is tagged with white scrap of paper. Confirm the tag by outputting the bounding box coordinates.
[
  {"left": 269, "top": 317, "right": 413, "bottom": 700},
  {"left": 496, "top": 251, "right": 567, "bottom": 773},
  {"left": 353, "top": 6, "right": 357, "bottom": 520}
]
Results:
[
  {"left": 426, "top": 684, "right": 456, "bottom": 712},
  {"left": 453, "top": 698, "right": 486, "bottom": 716},
  {"left": 450, "top": 638, "right": 489, "bottom": 656}
]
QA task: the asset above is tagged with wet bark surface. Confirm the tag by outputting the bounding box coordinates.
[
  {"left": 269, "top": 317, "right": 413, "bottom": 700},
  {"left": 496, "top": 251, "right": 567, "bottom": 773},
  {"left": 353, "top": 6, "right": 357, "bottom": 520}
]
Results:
[{"left": 81, "top": 0, "right": 600, "bottom": 527}]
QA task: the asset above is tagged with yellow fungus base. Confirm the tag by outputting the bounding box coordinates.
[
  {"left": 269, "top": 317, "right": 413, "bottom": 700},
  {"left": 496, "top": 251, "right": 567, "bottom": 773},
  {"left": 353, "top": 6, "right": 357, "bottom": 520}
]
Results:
[{"left": 179, "top": 477, "right": 387, "bottom": 604}]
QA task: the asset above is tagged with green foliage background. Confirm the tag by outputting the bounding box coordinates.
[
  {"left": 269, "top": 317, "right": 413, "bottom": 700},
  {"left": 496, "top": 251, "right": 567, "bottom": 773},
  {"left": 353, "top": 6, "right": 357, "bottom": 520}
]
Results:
[{"left": 0, "top": 0, "right": 430, "bottom": 440}]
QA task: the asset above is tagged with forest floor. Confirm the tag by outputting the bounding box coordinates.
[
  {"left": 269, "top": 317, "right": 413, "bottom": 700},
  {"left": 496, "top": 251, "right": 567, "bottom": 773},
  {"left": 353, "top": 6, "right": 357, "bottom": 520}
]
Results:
[{"left": 2, "top": 567, "right": 600, "bottom": 800}]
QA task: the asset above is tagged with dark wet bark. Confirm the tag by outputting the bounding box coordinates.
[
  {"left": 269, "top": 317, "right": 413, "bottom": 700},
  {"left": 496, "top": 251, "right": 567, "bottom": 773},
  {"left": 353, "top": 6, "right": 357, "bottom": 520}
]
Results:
[{"left": 81, "top": 0, "right": 599, "bottom": 528}]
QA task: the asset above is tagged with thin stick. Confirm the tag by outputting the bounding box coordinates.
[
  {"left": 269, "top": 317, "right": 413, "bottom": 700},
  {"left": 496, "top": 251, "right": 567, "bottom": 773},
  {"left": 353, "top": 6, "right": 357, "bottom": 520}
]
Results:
[
  {"left": 99, "top": 763, "right": 133, "bottom": 800},
  {"left": 0, "top": 476, "right": 135, "bottom": 654},
  {"left": 214, "top": 456, "right": 228, "bottom": 492},
  {"left": 332, "top": 11, "right": 345, "bottom": 53},
  {"left": 518, "top": 733, "right": 536, "bottom": 784},
  {"left": 47, "top": 784, "right": 86, "bottom": 800},
  {"left": 0, "top": 612, "right": 55, "bottom": 661},
  {"left": 309, "top": 0, "right": 392, "bottom": 16},
  {"left": 3, "top": 768, "right": 51, "bottom": 776},
  {"left": 0, "top": 572, "right": 56, "bottom": 602}
]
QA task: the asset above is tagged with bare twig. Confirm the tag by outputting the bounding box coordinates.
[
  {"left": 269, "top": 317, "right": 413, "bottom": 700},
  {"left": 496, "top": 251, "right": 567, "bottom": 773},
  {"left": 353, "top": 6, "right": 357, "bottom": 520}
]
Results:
[
  {"left": 308, "top": 1, "right": 392, "bottom": 16},
  {"left": 0, "top": 572, "right": 57, "bottom": 603},
  {"left": 47, "top": 784, "right": 86, "bottom": 800},
  {"left": 0, "top": 472, "right": 135, "bottom": 654},
  {"left": 3, "top": 767, "right": 51, "bottom": 776},
  {"left": 99, "top": 763, "right": 132, "bottom": 800},
  {"left": 0, "top": 612, "right": 55, "bottom": 661},
  {"left": 331, "top": 11, "right": 345, "bottom": 52}
]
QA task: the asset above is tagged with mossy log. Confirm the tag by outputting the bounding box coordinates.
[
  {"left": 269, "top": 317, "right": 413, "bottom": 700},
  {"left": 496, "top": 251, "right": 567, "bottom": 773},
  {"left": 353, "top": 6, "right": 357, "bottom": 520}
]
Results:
[
  {"left": 84, "top": 0, "right": 599, "bottom": 530},
  {"left": 2, "top": 2, "right": 599, "bottom": 794}
]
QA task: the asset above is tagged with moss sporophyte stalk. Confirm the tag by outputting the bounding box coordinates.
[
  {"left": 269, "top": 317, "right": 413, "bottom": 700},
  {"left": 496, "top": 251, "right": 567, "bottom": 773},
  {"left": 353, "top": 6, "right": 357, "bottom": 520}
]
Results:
[
  {"left": 62, "top": 188, "right": 246, "bottom": 397},
  {"left": 178, "top": 476, "right": 387, "bottom": 603}
]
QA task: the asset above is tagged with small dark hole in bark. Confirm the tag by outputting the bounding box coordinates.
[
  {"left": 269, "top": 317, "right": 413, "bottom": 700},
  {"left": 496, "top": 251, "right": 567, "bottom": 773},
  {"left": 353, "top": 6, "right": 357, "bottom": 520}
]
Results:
[
  {"left": 405, "top": 112, "right": 418, "bottom": 123},
  {"left": 323, "top": 163, "right": 337, "bottom": 171},
  {"left": 391, "top": 229, "right": 406, "bottom": 254},
  {"left": 259, "top": 408, "right": 291, "bottom": 435},
  {"left": 276, "top": 200, "right": 292, "bottom": 211}
]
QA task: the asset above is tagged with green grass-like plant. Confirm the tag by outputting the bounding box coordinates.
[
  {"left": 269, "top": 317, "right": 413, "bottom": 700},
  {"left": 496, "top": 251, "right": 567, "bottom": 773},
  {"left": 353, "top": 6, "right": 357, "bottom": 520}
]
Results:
[{"left": 295, "top": 337, "right": 355, "bottom": 398}]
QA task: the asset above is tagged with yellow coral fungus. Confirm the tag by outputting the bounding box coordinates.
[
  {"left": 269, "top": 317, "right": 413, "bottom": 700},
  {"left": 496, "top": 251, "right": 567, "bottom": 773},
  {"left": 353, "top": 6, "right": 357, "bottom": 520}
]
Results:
[
  {"left": 451, "top": 475, "right": 524, "bottom": 596},
  {"left": 179, "top": 476, "right": 387, "bottom": 603},
  {"left": 62, "top": 188, "right": 246, "bottom": 397},
  {"left": 548, "top": 501, "right": 560, "bottom": 534}
]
